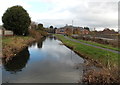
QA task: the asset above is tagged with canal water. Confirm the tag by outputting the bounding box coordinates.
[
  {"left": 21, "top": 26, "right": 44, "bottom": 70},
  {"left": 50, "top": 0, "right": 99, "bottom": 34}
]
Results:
[{"left": 2, "top": 36, "right": 85, "bottom": 83}]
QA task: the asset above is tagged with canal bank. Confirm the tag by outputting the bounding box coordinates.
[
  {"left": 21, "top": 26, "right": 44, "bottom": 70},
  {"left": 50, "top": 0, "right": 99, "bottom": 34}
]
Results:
[
  {"left": 2, "top": 36, "right": 36, "bottom": 60},
  {"left": 55, "top": 34, "right": 119, "bottom": 67},
  {"left": 55, "top": 34, "right": 119, "bottom": 83},
  {"left": 2, "top": 29, "right": 48, "bottom": 60},
  {"left": 2, "top": 35, "right": 119, "bottom": 83},
  {"left": 2, "top": 36, "right": 85, "bottom": 83}
]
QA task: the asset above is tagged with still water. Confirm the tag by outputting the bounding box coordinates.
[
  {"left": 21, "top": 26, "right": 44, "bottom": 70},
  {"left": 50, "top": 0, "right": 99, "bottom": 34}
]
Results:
[{"left": 2, "top": 36, "right": 85, "bottom": 83}]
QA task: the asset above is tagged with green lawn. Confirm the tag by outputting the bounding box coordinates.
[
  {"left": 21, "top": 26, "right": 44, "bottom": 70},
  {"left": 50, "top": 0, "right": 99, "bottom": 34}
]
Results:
[
  {"left": 55, "top": 34, "right": 119, "bottom": 69},
  {"left": 68, "top": 36, "right": 120, "bottom": 52}
]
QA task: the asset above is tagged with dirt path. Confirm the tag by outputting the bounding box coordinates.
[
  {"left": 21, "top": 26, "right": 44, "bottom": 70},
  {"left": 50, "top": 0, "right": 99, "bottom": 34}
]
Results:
[{"left": 64, "top": 36, "right": 120, "bottom": 54}]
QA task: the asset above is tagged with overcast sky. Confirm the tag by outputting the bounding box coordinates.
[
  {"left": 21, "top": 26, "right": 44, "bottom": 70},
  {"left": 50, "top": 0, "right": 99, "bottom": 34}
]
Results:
[{"left": 0, "top": 0, "right": 119, "bottom": 31}]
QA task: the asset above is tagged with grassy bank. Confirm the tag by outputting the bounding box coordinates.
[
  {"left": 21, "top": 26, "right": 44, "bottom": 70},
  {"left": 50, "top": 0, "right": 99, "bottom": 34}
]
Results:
[
  {"left": 2, "top": 36, "right": 36, "bottom": 59},
  {"left": 70, "top": 36, "right": 120, "bottom": 52},
  {"left": 55, "top": 34, "right": 119, "bottom": 69},
  {"left": 2, "top": 29, "right": 48, "bottom": 60},
  {"left": 55, "top": 34, "right": 120, "bottom": 83}
]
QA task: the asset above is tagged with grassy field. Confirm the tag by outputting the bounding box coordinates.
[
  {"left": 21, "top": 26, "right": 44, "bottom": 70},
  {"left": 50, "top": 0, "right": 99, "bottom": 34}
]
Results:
[
  {"left": 55, "top": 34, "right": 119, "bottom": 69},
  {"left": 69, "top": 36, "right": 120, "bottom": 52}
]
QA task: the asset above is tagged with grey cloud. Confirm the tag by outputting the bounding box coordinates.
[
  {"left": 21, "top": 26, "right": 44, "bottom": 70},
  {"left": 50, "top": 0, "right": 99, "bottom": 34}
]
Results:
[{"left": 41, "top": 1, "right": 118, "bottom": 30}]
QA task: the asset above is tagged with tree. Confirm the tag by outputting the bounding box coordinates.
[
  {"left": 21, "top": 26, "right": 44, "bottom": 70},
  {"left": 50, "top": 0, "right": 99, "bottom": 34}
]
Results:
[
  {"left": 84, "top": 27, "right": 90, "bottom": 31},
  {"left": 38, "top": 23, "right": 43, "bottom": 30},
  {"left": 54, "top": 27, "right": 57, "bottom": 34},
  {"left": 49, "top": 26, "right": 54, "bottom": 33},
  {"left": 30, "top": 21, "right": 38, "bottom": 29},
  {"left": 2, "top": 5, "right": 31, "bottom": 35},
  {"left": 50, "top": 26, "right": 53, "bottom": 29}
]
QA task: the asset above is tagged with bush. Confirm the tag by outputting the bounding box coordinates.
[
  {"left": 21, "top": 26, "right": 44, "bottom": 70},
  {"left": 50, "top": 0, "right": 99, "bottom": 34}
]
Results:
[{"left": 29, "top": 29, "right": 42, "bottom": 40}]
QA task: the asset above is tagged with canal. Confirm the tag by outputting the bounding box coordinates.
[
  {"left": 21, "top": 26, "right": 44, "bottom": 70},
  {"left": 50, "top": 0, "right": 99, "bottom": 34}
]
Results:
[{"left": 2, "top": 36, "right": 85, "bottom": 83}]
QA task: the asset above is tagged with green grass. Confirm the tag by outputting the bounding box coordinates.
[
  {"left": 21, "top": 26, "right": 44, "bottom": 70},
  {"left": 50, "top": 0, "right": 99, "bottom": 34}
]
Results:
[
  {"left": 2, "top": 37, "right": 12, "bottom": 43},
  {"left": 68, "top": 36, "right": 120, "bottom": 52},
  {"left": 55, "top": 34, "right": 119, "bottom": 68},
  {"left": 2, "top": 36, "right": 31, "bottom": 44}
]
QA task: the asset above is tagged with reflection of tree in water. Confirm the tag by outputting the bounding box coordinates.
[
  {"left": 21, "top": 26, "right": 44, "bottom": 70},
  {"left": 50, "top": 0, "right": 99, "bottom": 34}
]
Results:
[
  {"left": 29, "top": 41, "right": 36, "bottom": 47},
  {"left": 49, "top": 36, "right": 53, "bottom": 40},
  {"left": 53, "top": 36, "right": 57, "bottom": 40},
  {"left": 49, "top": 35, "right": 56, "bottom": 40},
  {"left": 37, "top": 37, "right": 46, "bottom": 48},
  {"left": 2, "top": 47, "right": 30, "bottom": 73}
]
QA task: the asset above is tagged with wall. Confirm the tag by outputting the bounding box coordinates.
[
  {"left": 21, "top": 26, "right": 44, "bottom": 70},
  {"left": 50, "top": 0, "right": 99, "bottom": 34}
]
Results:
[{"left": 0, "top": 29, "right": 13, "bottom": 36}]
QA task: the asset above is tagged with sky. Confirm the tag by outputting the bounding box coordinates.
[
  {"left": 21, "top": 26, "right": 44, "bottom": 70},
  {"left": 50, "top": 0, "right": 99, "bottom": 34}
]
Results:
[{"left": 0, "top": 0, "right": 119, "bottom": 31}]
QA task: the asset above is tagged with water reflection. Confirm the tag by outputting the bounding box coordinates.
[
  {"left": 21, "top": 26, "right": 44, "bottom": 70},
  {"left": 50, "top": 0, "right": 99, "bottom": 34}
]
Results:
[
  {"left": 2, "top": 47, "right": 30, "bottom": 73},
  {"left": 48, "top": 35, "right": 57, "bottom": 40},
  {"left": 2, "top": 36, "right": 84, "bottom": 83},
  {"left": 37, "top": 37, "right": 46, "bottom": 48}
]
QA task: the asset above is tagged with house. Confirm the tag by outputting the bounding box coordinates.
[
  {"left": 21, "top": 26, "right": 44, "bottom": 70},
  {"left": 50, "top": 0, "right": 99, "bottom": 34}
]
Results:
[
  {"left": 102, "top": 28, "right": 117, "bottom": 34},
  {"left": 55, "top": 25, "right": 90, "bottom": 35},
  {"left": 55, "top": 28, "right": 66, "bottom": 34},
  {"left": 82, "top": 29, "right": 89, "bottom": 34},
  {"left": 0, "top": 26, "right": 13, "bottom": 36}
]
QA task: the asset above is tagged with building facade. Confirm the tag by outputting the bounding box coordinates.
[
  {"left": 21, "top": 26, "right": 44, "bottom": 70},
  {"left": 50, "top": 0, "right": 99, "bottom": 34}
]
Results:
[{"left": 56, "top": 25, "right": 90, "bottom": 35}]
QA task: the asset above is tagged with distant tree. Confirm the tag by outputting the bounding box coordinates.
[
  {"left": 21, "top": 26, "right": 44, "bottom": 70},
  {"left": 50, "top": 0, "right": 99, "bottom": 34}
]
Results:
[
  {"left": 2, "top": 5, "right": 31, "bottom": 35},
  {"left": 54, "top": 27, "right": 57, "bottom": 33},
  {"left": 30, "top": 21, "right": 38, "bottom": 29},
  {"left": 54, "top": 27, "right": 57, "bottom": 29},
  {"left": 38, "top": 23, "right": 43, "bottom": 30},
  {"left": 84, "top": 27, "right": 90, "bottom": 31},
  {"left": 50, "top": 26, "right": 53, "bottom": 29},
  {"left": 49, "top": 26, "right": 54, "bottom": 33},
  {"left": 111, "top": 29, "right": 115, "bottom": 32}
]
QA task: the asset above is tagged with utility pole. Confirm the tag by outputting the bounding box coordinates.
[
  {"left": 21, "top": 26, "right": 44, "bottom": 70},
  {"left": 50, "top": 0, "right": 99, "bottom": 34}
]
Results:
[
  {"left": 72, "top": 20, "right": 74, "bottom": 34},
  {"left": 72, "top": 20, "right": 73, "bottom": 26},
  {"left": 93, "top": 28, "right": 96, "bottom": 39},
  {"left": 94, "top": 28, "right": 95, "bottom": 31}
]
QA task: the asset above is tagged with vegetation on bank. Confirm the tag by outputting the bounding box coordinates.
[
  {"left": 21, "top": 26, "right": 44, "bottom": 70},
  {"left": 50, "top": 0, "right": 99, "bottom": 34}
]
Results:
[
  {"left": 55, "top": 34, "right": 120, "bottom": 83},
  {"left": 2, "top": 36, "right": 35, "bottom": 59},
  {"left": 2, "top": 28, "right": 48, "bottom": 58},
  {"left": 55, "top": 34, "right": 119, "bottom": 69},
  {"left": 2, "top": 5, "right": 48, "bottom": 59},
  {"left": 69, "top": 36, "right": 120, "bottom": 52}
]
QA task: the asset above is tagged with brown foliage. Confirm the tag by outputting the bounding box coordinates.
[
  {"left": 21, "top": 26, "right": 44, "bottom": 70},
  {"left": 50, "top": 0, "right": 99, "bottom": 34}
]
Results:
[
  {"left": 83, "top": 68, "right": 119, "bottom": 84},
  {"left": 29, "top": 29, "right": 42, "bottom": 40},
  {"left": 2, "top": 36, "right": 35, "bottom": 60}
]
